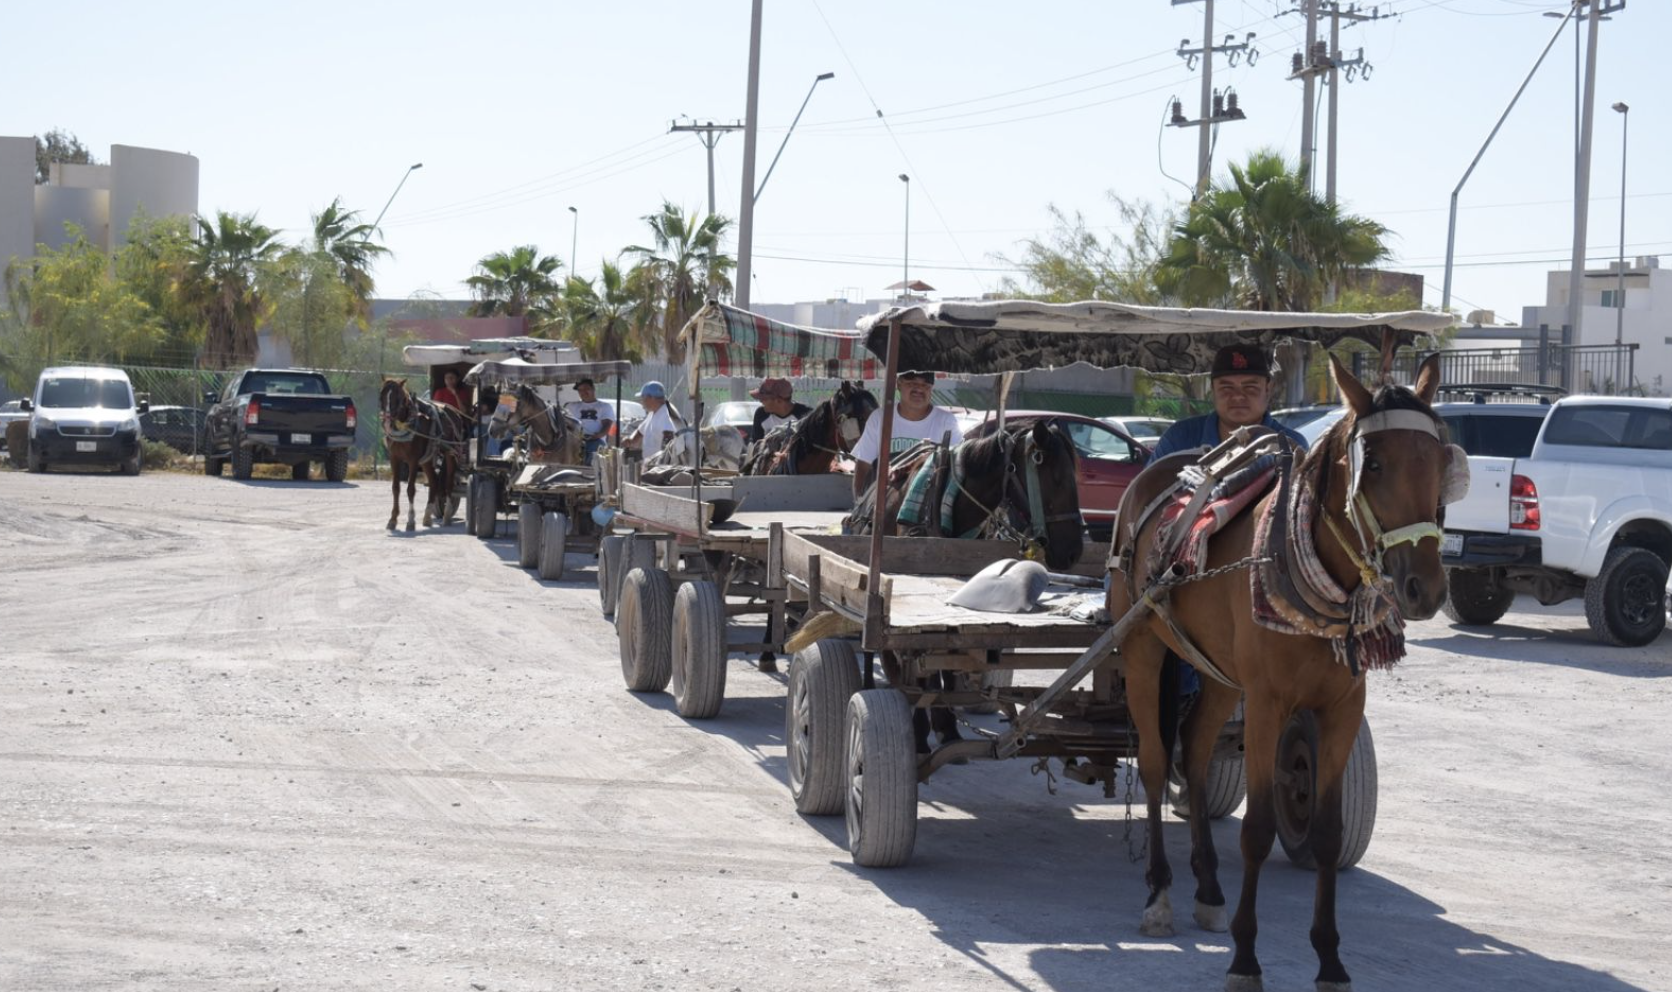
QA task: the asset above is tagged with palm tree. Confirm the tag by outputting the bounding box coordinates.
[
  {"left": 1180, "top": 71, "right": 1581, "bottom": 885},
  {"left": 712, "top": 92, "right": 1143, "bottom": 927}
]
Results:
[
  {"left": 311, "top": 197, "right": 388, "bottom": 325},
  {"left": 556, "top": 261, "right": 651, "bottom": 362},
  {"left": 624, "top": 202, "right": 734, "bottom": 360},
  {"left": 1155, "top": 149, "right": 1389, "bottom": 312},
  {"left": 182, "top": 211, "right": 284, "bottom": 368},
  {"left": 465, "top": 246, "right": 564, "bottom": 327}
]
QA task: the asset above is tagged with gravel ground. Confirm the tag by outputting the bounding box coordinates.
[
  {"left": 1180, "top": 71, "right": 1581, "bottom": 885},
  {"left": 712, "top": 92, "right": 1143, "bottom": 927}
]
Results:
[{"left": 2, "top": 469, "right": 1669, "bottom": 992}]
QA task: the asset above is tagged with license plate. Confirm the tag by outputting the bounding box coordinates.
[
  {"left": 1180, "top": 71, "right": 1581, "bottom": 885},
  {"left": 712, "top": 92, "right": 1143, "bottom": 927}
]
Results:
[
  {"left": 294, "top": 434, "right": 313, "bottom": 445},
  {"left": 1441, "top": 533, "right": 1463, "bottom": 557},
  {"left": 76, "top": 440, "right": 96, "bottom": 452}
]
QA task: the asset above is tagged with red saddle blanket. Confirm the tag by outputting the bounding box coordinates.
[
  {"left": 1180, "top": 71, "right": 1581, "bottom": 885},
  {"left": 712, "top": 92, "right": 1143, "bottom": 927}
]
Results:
[{"left": 1150, "top": 467, "right": 1278, "bottom": 577}]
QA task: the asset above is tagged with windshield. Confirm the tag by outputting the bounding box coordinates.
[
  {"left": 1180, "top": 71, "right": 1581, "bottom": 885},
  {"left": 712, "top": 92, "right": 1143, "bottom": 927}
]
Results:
[
  {"left": 244, "top": 373, "right": 327, "bottom": 395},
  {"left": 39, "top": 376, "right": 133, "bottom": 410}
]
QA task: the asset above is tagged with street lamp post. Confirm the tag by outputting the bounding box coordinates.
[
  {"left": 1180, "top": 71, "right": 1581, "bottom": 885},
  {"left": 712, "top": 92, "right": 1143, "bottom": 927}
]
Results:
[
  {"left": 371, "top": 162, "right": 423, "bottom": 480},
  {"left": 755, "top": 72, "right": 834, "bottom": 204},
  {"left": 898, "top": 174, "right": 910, "bottom": 302},
  {"left": 568, "top": 206, "right": 579, "bottom": 284},
  {"left": 1612, "top": 100, "right": 1629, "bottom": 392}
]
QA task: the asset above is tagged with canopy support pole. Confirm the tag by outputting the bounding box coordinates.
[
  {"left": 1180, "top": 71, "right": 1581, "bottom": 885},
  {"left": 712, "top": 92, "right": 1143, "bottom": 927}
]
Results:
[{"left": 863, "top": 319, "right": 902, "bottom": 650}]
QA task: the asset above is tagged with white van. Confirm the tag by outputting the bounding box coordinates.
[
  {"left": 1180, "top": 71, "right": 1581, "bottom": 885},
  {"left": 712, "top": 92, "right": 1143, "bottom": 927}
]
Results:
[{"left": 21, "top": 366, "right": 147, "bottom": 474}]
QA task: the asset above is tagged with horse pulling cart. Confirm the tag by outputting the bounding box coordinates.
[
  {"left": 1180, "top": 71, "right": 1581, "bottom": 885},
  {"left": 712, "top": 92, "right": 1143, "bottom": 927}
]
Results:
[
  {"left": 462, "top": 358, "right": 631, "bottom": 582},
  {"left": 605, "top": 303, "right": 883, "bottom": 719},
  {"left": 755, "top": 299, "right": 1456, "bottom": 992}
]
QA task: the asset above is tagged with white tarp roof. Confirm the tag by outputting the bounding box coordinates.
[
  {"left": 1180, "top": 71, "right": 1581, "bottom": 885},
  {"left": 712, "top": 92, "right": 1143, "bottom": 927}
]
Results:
[
  {"left": 402, "top": 337, "right": 581, "bottom": 367},
  {"left": 464, "top": 358, "right": 632, "bottom": 387}
]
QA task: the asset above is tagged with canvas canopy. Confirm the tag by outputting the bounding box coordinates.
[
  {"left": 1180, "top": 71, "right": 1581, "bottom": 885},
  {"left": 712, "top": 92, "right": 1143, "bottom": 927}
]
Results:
[
  {"left": 464, "top": 358, "right": 630, "bottom": 388},
  {"left": 857, "top": 300, "right": 1454, "bottom": 376},
  {"left": 403, "top": 337, "right": 581, "bottom": 367},
  {"left": 678, "top": 302, "right": 880, "bottom": 381}
]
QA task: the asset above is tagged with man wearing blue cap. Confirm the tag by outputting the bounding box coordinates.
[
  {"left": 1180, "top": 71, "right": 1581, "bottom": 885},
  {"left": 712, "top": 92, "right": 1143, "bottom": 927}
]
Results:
[{"left": 627, "top": 380, "right": 684, "bottom": 457}]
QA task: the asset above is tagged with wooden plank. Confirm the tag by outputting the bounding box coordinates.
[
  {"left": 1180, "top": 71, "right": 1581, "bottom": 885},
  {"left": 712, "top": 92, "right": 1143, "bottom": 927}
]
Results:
[
  {"left": 788, "top": 534, "right": 1025, "bottom": 577},
  {"left": 620, "top": 483, "right": 711, "bottom": 535},
  {"left": 728, "top": 473, "right": 854, "bottom": 513},
  {"left": 781, "top": 531, "right": 874, "bottom": 617}
]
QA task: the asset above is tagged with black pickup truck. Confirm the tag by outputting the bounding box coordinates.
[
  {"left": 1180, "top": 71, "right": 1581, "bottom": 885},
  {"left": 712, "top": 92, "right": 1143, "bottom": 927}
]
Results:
[{"left": 205, "top": 368, "right": 357, "bottom": 481}]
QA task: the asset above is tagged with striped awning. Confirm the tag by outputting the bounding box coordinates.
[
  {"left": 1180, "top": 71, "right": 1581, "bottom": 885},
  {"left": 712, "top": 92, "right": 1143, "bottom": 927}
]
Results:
[{"left": 677, "top": 302, "right": 880, "bottom": 380}]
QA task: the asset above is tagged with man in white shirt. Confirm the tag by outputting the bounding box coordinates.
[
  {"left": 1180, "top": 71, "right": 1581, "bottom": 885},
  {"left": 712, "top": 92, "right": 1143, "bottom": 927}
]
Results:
[
  {"left": 564, "top": 378, "right": 615, "bottom": 462},
  {"left": 851, "top": 370, "right": 963, "bottom": 499},
  {"left": 627, "top": 381, "right": 687, "bottom": 459}
]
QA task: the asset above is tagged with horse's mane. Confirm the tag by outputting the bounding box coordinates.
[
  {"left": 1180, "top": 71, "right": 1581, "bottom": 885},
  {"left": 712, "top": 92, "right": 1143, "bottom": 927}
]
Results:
[{"left": 966, "top": 418, "right": 1075, "bottom": 473}]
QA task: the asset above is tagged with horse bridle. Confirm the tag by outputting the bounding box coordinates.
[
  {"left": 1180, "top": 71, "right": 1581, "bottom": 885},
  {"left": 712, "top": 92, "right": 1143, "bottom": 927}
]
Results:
[
  {"left": 381, "top": 382, "right": 416, "bottom": 441},
  {"left": 1325, "top": 409, "right": 1448, "bottom": 585},
  {"left": 951, "top": 426, "right": 1079, "bottom": 557}
]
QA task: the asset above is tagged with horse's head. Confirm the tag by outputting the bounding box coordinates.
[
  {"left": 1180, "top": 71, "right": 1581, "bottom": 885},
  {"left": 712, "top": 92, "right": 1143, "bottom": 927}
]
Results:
[
  {"left": 1327, "top": 351, "right": 1449, "bottom": 620},
  {"left": 1018, "top": 420, "right": 1084, "bottom": 571},
  {"left": 380, "top": 378, "right": 413, "bottom": 424},
  {"left": 833, "top": 381, "right": 880, "bottom": 450}
]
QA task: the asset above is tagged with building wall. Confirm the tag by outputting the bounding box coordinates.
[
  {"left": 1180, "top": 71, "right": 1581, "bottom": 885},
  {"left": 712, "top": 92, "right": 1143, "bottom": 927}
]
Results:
[
  {"left": 1521, "top": 257, "right": 1670, "bottom": 395},
  {"left": 108, "top": 144, "right": 198, "bottom": 251},
  {"left": 34, "top": 185, "right": 108, "bottom": 252},
  {"left": 0, "top": 136, "right": 35, "bottom": 301}
]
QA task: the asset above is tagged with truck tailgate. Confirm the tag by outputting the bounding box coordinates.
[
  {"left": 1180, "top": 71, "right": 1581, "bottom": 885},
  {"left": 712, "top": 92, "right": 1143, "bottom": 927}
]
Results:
[
  {"left": 253, "top": 395, "right": 352, "bottom": 435},
  {"left": 1447, "top": 455, "right": 1515, "bottom": 533}
]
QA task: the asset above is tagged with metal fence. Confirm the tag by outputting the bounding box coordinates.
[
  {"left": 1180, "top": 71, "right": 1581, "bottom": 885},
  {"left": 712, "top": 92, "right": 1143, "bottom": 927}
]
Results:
[{"left": 1351, "top": 343, "right": 1640, "bottom": 397}]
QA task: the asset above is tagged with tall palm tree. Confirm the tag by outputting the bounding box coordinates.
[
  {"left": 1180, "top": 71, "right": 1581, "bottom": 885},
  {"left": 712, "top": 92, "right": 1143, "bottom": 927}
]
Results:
[
  {"left": 624, "top": 202, "right": 734, "bottom": 360},
  {"left": 183, "top": 211, "right": 284, "bottom": 368},
  {"left": 465, "top": 245, "right": 564, "bottom": 326},
  {"left": 1155, "top": 149, "right": 1390, "bottom": 312},
  {"left": 311, "top": 197, "right": 388, "bottom": 325},
  {"left": 556, "top": 261, "right": 650, "bottom": 362}
]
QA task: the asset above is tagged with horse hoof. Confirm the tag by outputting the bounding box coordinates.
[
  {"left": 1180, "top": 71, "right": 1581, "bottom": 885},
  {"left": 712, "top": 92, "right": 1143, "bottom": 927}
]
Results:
[
  {"left": 1194, "top": 900, "right": 1229, "bottom": 932},
  {"left": 1139, "top": 891, "right": 1174, "bottom": 938},
  {"left": 1224, "top": 974, "right": 1263, "bottom": 992},
  {"left": 406, "top": 522, "right": 415, "bottom": 533},
  {"left": 386, "top": 521, "right": 396, "bottom": 531}
]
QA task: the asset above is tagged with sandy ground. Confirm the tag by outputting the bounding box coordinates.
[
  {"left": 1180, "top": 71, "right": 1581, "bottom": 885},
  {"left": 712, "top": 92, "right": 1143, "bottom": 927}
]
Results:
[{"left": 2, "top": 468, "right": 1669, "bottom": 992}]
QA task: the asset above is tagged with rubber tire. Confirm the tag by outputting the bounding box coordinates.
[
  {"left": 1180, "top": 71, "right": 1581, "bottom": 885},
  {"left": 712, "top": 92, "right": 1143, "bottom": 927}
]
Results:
[
  {"left": 474, "top": 477, "right": 499, "bottom": 540},
  {"left": 845, "top": 689, "right": 918, "bottom": 867},
  {"left": 1584, "top": 546, "right": 1669, "bottom": 647},
  {"left": 518, "top": 502, "right": 542, "bottom": 568},
  {"left": 27, "top": 441, "right": 45, "bottom": 473},
  {"left": 1275, "top": 710, "right": 1378, "bottom": 871},
  {"left": 464, "top": 476, "right": 479, "bottom": 536},
  {"left": 1171, "top": 752, "right": 1248, "bottom": 820},
  {"left": 1442, "top": 568, "right": 1514, "bottom": 626},
  {"left": 204, "top": 452, "right": 224, "bottom": 477},
  {"left": 538, "top": 513, "right": 569, "bottom": 581},
  {"left": 786, "top": 639, "right": 864, "bottom": 815},
  {"left": 617, "top": 567, "right": 675, "bottom": 693},
  {"left": 598, "top": 535, "right": 625, "bottom": 617},
  {"left": 231, "top": 445, "right": 253, "bottom": 480},
  {"left": 614, "top": 536, "right": 657, "bottom": 620},
  {"left": 671, "top": 580, "right": 727, "bottom": 719},
  {"left": 325, "top": 449, "right": 348, "bottom": 482},
  {"left": 291, "top": 462, "right": 309, "bottom": 481},
  {"left": 122, "top": 447, "right": 142, "bottom": 476}
]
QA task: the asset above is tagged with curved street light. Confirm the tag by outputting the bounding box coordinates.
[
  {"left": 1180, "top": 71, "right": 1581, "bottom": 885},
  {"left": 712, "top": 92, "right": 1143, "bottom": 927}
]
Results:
[
  {"left": 898, "top": 173, "right": 910, "bottom": 302},
  {"left": 754, "top": 71, "right": 834, "bottom": 205},
  {"left": 372, "top": 162, "right": 424, "bottom": 480}
]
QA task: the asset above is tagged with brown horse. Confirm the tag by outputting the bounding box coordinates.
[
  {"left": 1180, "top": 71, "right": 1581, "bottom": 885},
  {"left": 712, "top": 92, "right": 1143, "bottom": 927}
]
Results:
[
  {"left": 741, "top": 381, "right": 879, "bottom": 475},
  {"left": 379, "top": 378, "right": 428, "bottom": 532},
  {"left": 491, "top": 384, "right": 584, "bottom": 465},
  {"left": 1108, "top": 352, "right": 1449, "bottom": 991}
]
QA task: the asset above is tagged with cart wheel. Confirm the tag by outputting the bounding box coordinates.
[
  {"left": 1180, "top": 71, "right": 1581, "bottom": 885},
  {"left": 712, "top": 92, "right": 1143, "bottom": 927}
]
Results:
[
  {"left": 1170, "top": 702, "right": 1248, "bottom": 820},
  {"left": 464, "top": 476, "right": 479, "bottom": 536},
  {"left": 1275, "top": 711, "right": 1378, "bottom": 870},
  {"left": 517, "top": 502, "right": 542, "bottom": 568},
  {"left": 538, "top": 512, "right": 569, "bottom": 581},
  {"left": 786, "top": 639, "right": 863, "bottom": 815},
  {"left": 672, "top": 580, "right": 727, "bottom": 719},
  {"left": 845, "top": 689, "right": 918, "bottom": 867},
  {"left": 474, "top": 478, "right": 500, "bottom": 540},
  {"left": 615, "top": 536, "right": 657, "bottom": 620},
  {"left": 617, "top": 567, "right": 674, "bottom": 693},
  {"left": 598, "top": 535, "right": 624, "bottom": 617}
]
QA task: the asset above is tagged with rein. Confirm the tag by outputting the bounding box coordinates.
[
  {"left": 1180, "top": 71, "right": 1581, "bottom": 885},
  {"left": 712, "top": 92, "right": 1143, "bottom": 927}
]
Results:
[{"left": 945, "top": 429, "right": 1076, "bottom": 557}]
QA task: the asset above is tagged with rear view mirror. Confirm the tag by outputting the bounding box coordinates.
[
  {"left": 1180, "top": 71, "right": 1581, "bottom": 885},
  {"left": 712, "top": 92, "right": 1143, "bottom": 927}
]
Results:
[
  {"left": 204, "top": 390, "right": 218, "bottom": 406},
  {"left": 137, "top": 400, "right": 150, "bottom": 414},
  {"left": 19, "top": 398, "right": 32, "bottom": 412}
]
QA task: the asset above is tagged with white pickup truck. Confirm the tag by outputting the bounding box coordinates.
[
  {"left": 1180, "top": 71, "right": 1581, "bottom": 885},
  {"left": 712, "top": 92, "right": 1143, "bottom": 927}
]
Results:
[{"left": 1442, "top": 396, "right": 1672, "bottom": 646}]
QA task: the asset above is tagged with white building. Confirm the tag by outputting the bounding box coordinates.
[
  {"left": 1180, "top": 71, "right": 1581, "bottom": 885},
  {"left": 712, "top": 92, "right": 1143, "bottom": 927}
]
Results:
[
  {"left": 0, "top": 137, "right": 199, "bottom": 306},
  {"left": 1521, "top": 256, "right": 1671, "bottom": 395}
]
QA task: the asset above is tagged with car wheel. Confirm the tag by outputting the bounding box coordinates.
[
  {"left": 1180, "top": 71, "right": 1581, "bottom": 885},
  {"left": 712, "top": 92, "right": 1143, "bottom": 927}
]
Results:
[
  {"left": 231, "top": 445, "right": 253, "bottom": 480},
  {"left": 1585, "top": 546, "right": 1669, "bottom": 647},
  {"left": 325, "top": 449, "right": 349, "bottom": 483},
  {"left": 1441, "top": 568, "right": 1514, "bottom": 626},
  {"left": 27, "top": 441, "right": 46, "bottom": 473}
]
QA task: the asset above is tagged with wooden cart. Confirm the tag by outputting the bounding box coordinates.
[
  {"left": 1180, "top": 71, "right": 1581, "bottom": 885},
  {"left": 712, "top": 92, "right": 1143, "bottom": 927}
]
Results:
[{"left": 764, "top": 299, "right": 1452, "bottom": 869}]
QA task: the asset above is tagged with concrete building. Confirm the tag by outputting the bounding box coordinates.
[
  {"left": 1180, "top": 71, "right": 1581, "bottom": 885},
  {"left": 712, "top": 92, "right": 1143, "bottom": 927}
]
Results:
[
  {"left": 1521, "top": 256, "right": 1670, "bottom": 395},
  {"left": 0, "top": 137, "right": 199, "bottom": 305}
]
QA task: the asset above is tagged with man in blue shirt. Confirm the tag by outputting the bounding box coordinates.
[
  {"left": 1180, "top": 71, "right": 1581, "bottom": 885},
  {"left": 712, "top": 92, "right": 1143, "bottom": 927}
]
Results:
[
  {"left": 1149, "top": 344, "right": 1308, "bottom": 811},
  {"left": 1151, "top": 343, "right": 1307, "bottom": 459}
]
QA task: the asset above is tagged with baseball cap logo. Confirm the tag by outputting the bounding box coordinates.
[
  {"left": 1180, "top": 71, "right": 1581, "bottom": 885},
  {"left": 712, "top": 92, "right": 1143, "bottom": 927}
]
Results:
[{"left": 1231, "top": 351, "right": 1249, "bottom": 370}]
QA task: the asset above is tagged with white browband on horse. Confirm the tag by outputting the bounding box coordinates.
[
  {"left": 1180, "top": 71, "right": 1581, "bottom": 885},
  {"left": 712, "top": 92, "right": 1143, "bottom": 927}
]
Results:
[{"left": 1339, "top": 406, "right": 1468, "bottom": 581}]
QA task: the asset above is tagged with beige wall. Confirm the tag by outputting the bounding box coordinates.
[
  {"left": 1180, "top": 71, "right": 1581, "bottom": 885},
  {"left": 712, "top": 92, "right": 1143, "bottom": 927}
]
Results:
[
  {"left": 0, "top": 136, "right": 35, "bottom": 303},
  {"left": 34, "top": 185, "right": 110, "bottom": 252},
  {"left": 109, "top": 144, "right": 198, "bottom": 250}
]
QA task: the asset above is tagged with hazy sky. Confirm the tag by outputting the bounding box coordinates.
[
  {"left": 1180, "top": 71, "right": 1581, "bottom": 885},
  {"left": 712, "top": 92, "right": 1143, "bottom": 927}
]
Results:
[{"left": 5, "top": 0, "right": 1662, "bottom": 325}]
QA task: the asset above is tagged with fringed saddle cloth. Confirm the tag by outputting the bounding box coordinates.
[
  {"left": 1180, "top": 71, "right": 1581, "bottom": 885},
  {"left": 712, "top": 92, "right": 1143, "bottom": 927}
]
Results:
[
  {"left": 1251, "top": 449, "right": 1406, "bottom": 674},
  {"left": 1145, "top": 459, "right": 1282, "bottom": 579}
]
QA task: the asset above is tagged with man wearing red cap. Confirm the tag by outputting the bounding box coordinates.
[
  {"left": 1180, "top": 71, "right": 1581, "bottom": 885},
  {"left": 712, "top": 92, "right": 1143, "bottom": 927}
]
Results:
[
  {"left": 748, "top": 378, "right": 812, "bottom": 443},
  {"left": 1151, "top": 343, "right": 1305, "bottom": 459}
]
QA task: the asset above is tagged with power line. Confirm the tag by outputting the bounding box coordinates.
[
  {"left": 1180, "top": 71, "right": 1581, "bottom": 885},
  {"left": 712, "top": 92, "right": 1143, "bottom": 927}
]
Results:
[{"left": 388, "top": 133, "right": 673, "bottom": 222}]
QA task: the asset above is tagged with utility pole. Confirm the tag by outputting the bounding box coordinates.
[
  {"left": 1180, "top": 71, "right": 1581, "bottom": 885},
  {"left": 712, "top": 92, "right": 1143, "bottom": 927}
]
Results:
[
  {"left": 669, "top": 119, "right": 743, "bottom": 218},
  {"left": 734, "top": 0, "right": 764, "bottom": 310},
  {"left": 1298, "top": 0, "right": 1320, "bottom": 184},
  {"left": 1169, "top": 0, "right": 1255, "bottom": 197},
  {"left": 1319, "top": 2, "right": 1381, "bottom": 205},
  {"left": 1566, "top": 0, "right": 1626, "bottom": 349}
]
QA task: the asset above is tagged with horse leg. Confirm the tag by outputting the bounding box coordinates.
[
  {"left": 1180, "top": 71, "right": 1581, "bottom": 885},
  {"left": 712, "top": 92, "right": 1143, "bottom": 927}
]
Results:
[
  {"left": 1227, "top": 691, "right": 1284, "bottom": 991},
  {"left": 405, "top": 462, "right": 418, "bottom": 532},
  {"left": 421, "top": 458, "right": 436, "bottom": 527},
  {"left": 1124, "top": 626, "right": 1177, "bottom": 938},
  {"left": 1182, "top": 678, "right": 1242, "bottom": 933},
  {"left": 1307, "top": 691, "right": 1365, "bottom": 991},
  {"left": 387, "top": 461, "right": 400, "bottom": 530}
]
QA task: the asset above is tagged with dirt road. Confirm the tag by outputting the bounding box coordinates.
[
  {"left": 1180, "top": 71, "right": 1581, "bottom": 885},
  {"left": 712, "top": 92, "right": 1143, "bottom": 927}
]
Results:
[{"left": 2, "top": 470, "right": 1668, "bottom": 992}]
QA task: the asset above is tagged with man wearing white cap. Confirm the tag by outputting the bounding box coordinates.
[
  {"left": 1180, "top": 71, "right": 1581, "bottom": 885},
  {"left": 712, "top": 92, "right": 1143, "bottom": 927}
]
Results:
[
  {"left": 850, "top": 370, "right": 963, "bottom": 499},
  {"left": 748, "top": 378, "right": 812, "bottom": 443}
]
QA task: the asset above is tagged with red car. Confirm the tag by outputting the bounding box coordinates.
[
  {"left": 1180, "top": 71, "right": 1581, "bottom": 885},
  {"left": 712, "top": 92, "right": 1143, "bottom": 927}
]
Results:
[{"left": 962, "top": 410, "right": 1151, "bottom": 539}]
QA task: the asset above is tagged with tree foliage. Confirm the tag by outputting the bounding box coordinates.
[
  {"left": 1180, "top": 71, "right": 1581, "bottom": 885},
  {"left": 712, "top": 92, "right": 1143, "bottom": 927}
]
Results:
[
  {"left": 34, "top": 129, "right": 98, "bottom": 185},
  {"left": 465, "top": 245, "right": 564, "bottom": 322},
  {"left": 624, "top": 202, "right": 734, "bottom": 361},
  {"left": 555, "top": 262, "right": 650, "bottom": 363},
  {"left": 999, "top": 197, "right": 1177, "bottom": 304},
  {"left": 181, "top": 212, "right": 285, "bottom": 368}
]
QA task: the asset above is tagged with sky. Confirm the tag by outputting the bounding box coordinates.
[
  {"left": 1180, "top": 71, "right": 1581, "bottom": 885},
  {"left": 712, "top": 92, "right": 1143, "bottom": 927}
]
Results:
[{"left": 4, "top": 0, "right": 1664, "bottom": 327}]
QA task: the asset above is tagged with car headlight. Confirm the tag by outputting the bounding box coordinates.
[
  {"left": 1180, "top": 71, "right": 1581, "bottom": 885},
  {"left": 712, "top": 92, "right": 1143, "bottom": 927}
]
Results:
[
  {"left": 119, "top": 417, "right": 140, "bottom": 433},
  {"left": 32, "top": 415, "right": 56, "bottom": 432}
]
